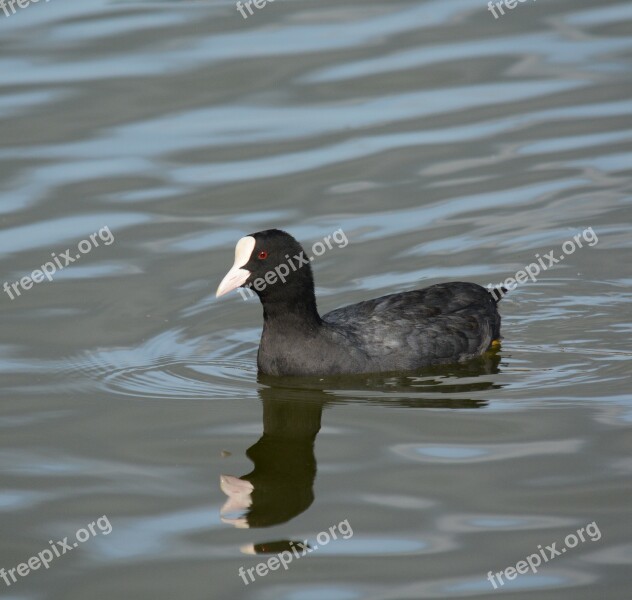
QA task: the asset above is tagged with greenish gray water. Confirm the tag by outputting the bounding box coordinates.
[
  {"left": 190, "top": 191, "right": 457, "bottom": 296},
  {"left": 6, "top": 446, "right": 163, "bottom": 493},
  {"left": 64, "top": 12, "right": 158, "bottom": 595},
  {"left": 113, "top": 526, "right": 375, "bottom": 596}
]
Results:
[{"left": 1, "top": 0, "right": 631, "bottom": 598}]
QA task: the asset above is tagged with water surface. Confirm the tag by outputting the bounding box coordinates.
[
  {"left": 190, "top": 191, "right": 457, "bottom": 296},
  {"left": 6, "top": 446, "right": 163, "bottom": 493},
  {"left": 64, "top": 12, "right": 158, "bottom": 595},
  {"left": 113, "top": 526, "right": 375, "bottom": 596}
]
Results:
[{"left": 1, "top": 0, "right": 631, "bottom": 598}]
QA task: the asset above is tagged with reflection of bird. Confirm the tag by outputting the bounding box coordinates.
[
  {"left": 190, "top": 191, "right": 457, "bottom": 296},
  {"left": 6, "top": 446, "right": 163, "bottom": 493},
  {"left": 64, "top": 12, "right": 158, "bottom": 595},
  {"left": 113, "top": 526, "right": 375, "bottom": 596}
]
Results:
[
  {"left": 220, "top": 390, "right": 322, "bottom": 529},
  {"left": 257, "top": 346, "right": 503, "bottom": 406},
  {"left": 240, "top": 539, "right": 311, "bottom": 556},
  {"left": 219, "top": 359, "right": 499, "bottom": 531},
  {"left": 216, "top": 229, "right": 506, "bottom": 376}
]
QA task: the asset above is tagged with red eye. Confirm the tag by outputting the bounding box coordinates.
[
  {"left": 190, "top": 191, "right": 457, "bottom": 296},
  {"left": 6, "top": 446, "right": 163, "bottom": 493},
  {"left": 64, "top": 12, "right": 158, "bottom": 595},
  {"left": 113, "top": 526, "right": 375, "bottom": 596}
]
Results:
[{"left": 257, "top": 250, "right": 268, "bottom": 260}]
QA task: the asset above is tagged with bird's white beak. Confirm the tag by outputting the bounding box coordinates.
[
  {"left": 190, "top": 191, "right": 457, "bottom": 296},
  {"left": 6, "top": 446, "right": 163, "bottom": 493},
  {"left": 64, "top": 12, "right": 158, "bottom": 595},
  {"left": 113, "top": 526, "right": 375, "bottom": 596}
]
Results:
[{"left": 216, "top": 236, "right": 255, "bottom": 297}]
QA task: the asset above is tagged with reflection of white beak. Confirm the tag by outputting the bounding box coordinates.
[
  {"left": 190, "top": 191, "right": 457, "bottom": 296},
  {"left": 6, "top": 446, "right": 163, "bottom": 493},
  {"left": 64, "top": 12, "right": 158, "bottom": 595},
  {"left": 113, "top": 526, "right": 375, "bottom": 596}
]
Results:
[
  {"left": 219, "top": 475, "right": 255, "bottom": 527},
  {"left": 216, "top": 236, "right": 255, "bottom": 297},
  {"left": 220, "top": 475, "right": 254, "bottom": 528}
]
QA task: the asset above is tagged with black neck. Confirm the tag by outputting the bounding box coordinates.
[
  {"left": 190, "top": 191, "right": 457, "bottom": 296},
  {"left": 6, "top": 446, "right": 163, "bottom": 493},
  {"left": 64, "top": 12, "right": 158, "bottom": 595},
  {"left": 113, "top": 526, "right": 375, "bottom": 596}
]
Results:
[
  {"left": 256, "top": 276, "right": 322, "bottom": 331},
  {"left": 261, "top": 293, "right": 322, "bottom": 330}
]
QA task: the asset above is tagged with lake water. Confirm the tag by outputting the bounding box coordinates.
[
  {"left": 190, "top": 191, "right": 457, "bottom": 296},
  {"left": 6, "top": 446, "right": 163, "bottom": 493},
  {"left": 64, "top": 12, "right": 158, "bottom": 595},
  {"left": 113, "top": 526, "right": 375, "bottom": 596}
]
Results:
[{"left": 1, "top": 0, "right": 631, "bottom": 598}]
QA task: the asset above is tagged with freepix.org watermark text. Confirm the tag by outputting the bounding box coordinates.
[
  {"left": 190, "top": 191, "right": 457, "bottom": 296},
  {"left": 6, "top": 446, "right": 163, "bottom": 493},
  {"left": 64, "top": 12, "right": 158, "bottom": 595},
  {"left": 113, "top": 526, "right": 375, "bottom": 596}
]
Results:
[
  {"left": 487, "top": 520, "right": 601, "bottom": 589},
  {"left": 238, "top": 228, "right": 348, "bottom": 301},
  {"left": 236, "top": 0, "right": 273, "bottom": 20},
  {"left": 488, "top": 0, "right": 537, "bottom": 20},
  {"left": 1, "top": 0, "right": 50, "bottom": 19},
  {"left": 238, "top": 518, "right": 353, "bottom": 585},
  {"left": 1, "top": 515, "right": 112, "bottom": 588},
  {"left": 487, "top": 226, "right": 598, "bottom": 300},
  {"left": 3, "top": 226, "right": 114, "bottom": 301}
]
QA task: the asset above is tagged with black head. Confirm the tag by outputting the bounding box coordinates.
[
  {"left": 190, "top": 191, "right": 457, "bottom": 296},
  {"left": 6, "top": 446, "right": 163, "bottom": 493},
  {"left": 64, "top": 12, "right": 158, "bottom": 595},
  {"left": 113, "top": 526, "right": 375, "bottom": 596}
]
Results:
[{"left": 216, "top": 229, "right": 320, "bottom": 321}]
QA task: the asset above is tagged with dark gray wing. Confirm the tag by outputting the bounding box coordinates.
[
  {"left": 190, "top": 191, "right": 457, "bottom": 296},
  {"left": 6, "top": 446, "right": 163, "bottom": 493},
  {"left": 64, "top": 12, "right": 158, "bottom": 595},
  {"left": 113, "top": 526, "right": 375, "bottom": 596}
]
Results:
[{"left": 322, "top": 282, "right": 500, "bottom": 368}]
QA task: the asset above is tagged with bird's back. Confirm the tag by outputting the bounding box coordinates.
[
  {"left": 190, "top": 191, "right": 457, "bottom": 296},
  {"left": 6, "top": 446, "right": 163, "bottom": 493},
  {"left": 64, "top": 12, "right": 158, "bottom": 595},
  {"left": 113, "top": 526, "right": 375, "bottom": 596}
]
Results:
[{"left": 322, "top": 282, "right": 501, "bottom": 370}]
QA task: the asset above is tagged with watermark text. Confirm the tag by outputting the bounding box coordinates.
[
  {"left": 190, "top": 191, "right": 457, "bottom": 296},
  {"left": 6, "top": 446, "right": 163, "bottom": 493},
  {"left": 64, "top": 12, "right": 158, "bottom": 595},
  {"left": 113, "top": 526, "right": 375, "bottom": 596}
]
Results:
[
  {"left": 238, "top": 518, "right": 353, "bottom": 585},
  {"left": 1, "top": 515, "right": 112, "bottom": 587},
  {"left": 488, "top": 0, "right": 537, "bottom": 20},
  {"left": 488, "top": 226, "right": 598, "bottom": 300},
  {"left": 487, "top": 520, "right": 601, "bottom": 589},
  {"left": 1, "top": 0, "right": 51, "bottom": 19},
  {"left": 238, "top": 228, "right": 348, "bottom": 301},
  {"left": 3, "top": 226, "right": 114, "bottom": 301}
]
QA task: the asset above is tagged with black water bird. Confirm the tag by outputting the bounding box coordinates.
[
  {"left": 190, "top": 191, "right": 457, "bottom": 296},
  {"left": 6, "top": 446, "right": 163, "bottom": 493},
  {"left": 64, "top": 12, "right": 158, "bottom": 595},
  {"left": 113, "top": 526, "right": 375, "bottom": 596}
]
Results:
[{"left": 216, "top": 229, "right": 505, "bottom": 376}]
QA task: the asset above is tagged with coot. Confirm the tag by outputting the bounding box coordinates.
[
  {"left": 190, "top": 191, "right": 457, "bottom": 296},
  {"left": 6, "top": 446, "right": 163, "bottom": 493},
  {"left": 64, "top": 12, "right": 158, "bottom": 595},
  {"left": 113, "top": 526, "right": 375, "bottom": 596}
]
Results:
[{"left": 216, "top": 229, "right": 505, "bottom": 376}]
